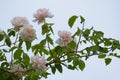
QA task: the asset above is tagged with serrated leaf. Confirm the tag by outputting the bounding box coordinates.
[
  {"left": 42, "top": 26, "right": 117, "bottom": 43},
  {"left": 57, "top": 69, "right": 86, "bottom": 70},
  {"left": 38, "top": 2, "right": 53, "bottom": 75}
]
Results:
[
  {"left": 105, "top": 58, "right": 112, "bottom": 65},
  {"left": 68, "top": 15, "right": 78, "bottom": 28},
  {"left": 78, "top": 59, "right": 85, "bottom": 71},
  {"left": 98, "top": 54, "right": 106, "bottom": 59}
]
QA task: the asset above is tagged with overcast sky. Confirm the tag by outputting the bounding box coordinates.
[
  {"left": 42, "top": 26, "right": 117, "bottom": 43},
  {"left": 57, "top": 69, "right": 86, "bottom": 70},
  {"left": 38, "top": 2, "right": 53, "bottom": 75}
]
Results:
[{"left": 0, "top": 0, "right": 120, "bottom": 80}]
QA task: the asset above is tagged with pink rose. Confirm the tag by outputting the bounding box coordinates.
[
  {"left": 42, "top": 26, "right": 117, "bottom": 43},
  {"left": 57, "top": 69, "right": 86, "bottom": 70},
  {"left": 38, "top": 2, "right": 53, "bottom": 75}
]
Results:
[
  {"left": 11, "top": 17, "right": 29, "bottom": 31},
  {"left": 33, "top": 8, "right": 53, "bottom": 23},
  {"left": 20, "top": 24, "right": 36, "bottom": 42},
  {"left": 8, "top": 64, "right": 25, "bottom": 78},
  {"left": 31, "top": 54, "right": 47, "bottom": 71},
  {"left": 56, "top": 31, "right": 72, "bottom": 46}
]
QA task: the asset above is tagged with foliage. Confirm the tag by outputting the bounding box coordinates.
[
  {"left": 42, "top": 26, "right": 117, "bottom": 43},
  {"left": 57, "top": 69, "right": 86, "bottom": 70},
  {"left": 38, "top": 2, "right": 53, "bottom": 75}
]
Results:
[{"left": 0, "top": 9, "right": 120, "bottom": 80}]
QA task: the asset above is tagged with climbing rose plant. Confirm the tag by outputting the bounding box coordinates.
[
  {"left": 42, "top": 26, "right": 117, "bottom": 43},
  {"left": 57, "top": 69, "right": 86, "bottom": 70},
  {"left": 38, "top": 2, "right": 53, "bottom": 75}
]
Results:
[{"left": 0, "top": 8, "right": 120, "bottom": 80}]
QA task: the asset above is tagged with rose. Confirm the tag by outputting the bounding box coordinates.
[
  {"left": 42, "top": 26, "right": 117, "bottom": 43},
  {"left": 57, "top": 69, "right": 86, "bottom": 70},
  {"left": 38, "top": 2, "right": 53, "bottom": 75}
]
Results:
[
  {"left": 8, "top": 64, "right": 25, "bottom": 78},
  {"left": 31, "top": 54, "right": 47, "bottom": 71},
  {"left": 20, "top": 24, "right": 36, "bottom": 42},
  {"left": 33, "top": 8, "right": 53, "bottom": 23},
  {"left": 56, "top": 31, "right": 72, "bottom": 46},
  {"left": 11, "top": 17, "right": 29, "bottom": 31}
]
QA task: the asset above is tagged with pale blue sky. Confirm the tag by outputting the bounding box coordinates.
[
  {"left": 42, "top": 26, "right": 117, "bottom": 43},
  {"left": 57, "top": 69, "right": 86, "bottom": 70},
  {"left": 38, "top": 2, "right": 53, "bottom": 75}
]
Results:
[{"left": 0, "top": 0, "right": 120, "bottom": 80}]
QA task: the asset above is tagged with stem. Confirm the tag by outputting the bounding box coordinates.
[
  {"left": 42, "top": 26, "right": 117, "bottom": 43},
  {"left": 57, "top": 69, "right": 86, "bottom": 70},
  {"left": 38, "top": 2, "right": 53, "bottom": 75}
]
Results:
[
  {"left": 76, "top": 22, "right": 85, "bottom": 53},
  {"left": 10, "top": 31, "right": 19, "bottom": 67}
]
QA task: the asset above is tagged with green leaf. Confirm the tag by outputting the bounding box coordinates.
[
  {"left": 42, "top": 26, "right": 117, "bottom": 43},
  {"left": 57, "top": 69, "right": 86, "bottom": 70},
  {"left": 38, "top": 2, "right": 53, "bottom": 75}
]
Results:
[
  {"left": 55, "top": 64, "right": 63, "bottom": 73},
  {"left": 83, "top": 29, "right": 90, "bottom": 40},
  {"left": 54, "top": 46, "right": 64, "bottom": 54},
  {"left": 98, "top": 54, "right": 106, "bottom": 59},
  {"left": 51, "top": 66, "right": 56, "bottom": 74},
  {"left": 8, "top": 29, "right": 15, "bottom": 37},
  {"left": 68, "top": 15, "right": 78, "bottom": 28},
  {"left": 42, "top": 23, "right": 48, "bottom": 35},
  {"left": 40, "top": 39, "right": 46, "bottom": 47},
  {"left": 68, "top": 41, "right": 76, "bottom": 49},
  {"left": 72, "top": 28, "right": 81, "bottom": 37},
  {"left": 23, "top": 53, "right": 30, "bottom": 65},
  {"left": 80, "top": 16, "right": 85, "bottom": 23},
  {"left": 32, "top": 44, "right": 39, "bottom": 52},
  {"left": 1, "top": 62, "right": 9, "bottom": 68},
  {"left": 0, "top": 50, "right": 6, "bottom": 61},
  {"left": 104, "top": 38, "right": 112, "bottom": 46},
  {"left": 14, "top": 49, "right": 23, "bottom": 59},
  {"left": 73, "top": 58, "right": 79, "bottom": 66},
  {"left": 25, "top": 41, "right": 31, "bottom": 51},
  {"left": 68, "top": 65, "right": 75, "bottom": 70},
  {"left": 113, "top": 53, "right": 120, "bottom": 58},
  {"left": 9, "top": 46, "right": 17, "bottom": 52},
  {"left": 78, "top": 59, "right": 85, "bottom": 71},
  {"left": 0, "top": 34, "right": 4, "bottom": 41},
  {"left": 18, "top": 38, "right": 23, "bottom": 48},
  {"left": 49, "top": 26, "right": 54, "bottom": 34},
  {"left": 42, "top": 48, "right": 48, "bottom": 55},
  {"left": 105, "top": 58, "right": 112, "bottom": 65},
  {"left": 46, "top": 35, "right": 53, "bottom": 45},
  {"left": 5, "top": 36, "right": 11, "bottom": 47}
]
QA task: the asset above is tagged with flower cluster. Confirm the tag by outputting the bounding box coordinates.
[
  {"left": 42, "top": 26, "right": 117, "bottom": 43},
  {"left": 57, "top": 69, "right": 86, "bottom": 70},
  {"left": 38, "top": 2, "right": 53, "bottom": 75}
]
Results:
[
  {"left": 56, "top": 31, "right": 72, "bottom": 46},
  {"left": 10, "top": 16, "right": 36, "bottom": 42},
  {"left": 33, "top": 8, "right": 53, "bottom": 23},
  {"left": 8, "top": 64, "right": 26, "bottom": 78},
  {"left": 31, "top": 54, "right": 47, "bottom": 71},
  {"left": 11, "top": 17, "right": 29, "bottom": 31}
]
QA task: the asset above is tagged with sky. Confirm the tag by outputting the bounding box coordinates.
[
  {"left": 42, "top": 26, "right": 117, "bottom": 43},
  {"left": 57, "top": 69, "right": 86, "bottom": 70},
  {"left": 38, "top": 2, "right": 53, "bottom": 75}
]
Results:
[{"left": 0, "top": 0, "right": 120, "bottom": 80}]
